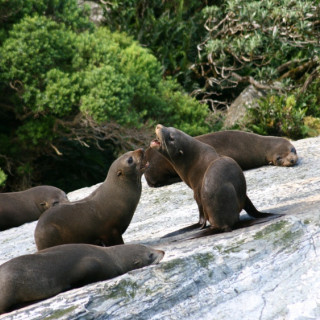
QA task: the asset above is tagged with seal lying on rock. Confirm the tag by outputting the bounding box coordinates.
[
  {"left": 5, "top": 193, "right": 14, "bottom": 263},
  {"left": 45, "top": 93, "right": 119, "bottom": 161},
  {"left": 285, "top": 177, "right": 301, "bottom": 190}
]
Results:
[
  {"left": 0, "top": 186, "right": 69, "bottom": 231},
  {"left": 145, "top": 130, "right": 298, "bottom": 187},
  {"left": 35, "top": 149, "right": 146, "bottom": 250},
  {"left": 0, "top": 243, "right": 164, "bottom": 314},
  {"left": 151, "top": 125, "right": 280, "bottom": 238}
]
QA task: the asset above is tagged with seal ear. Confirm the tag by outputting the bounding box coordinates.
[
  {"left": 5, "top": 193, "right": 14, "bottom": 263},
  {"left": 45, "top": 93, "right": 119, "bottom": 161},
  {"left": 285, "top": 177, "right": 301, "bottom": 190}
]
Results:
[{"left": 117, "top": 170, "right": 122, "bottom": 176}]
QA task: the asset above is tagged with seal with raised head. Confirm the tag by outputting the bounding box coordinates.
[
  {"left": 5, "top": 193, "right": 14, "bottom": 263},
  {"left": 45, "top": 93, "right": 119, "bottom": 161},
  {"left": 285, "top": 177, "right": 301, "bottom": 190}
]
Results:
[
  {"left": 0, "top": 243, "right": 164, "bottom": 314},
  {"left": 35, "top": 148, "right": 146, "bottom": 250},
  {"left": 145, "top": 130, "right": 298, "bottom": 187},
  {"left": 151, "top": 125, "right": 280, "bottom": 238},
  {"left": 0, "top": 186, "right": 69, "bottom": 231}
]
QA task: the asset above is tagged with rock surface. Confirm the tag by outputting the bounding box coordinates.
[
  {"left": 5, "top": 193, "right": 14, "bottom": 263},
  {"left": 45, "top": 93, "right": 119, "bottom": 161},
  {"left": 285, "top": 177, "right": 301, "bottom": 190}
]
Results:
[
  {"left": 0, "top": 135, "right": 320, "bottom": 320},
  {"left": 224, "top": 85, "right": 266, "bottom": 128}
]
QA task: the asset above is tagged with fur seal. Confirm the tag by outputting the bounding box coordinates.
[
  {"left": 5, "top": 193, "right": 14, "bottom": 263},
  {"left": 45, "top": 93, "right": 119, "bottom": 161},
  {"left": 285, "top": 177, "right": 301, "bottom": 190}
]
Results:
[
  {"left": 145, "top": 130, "right": 298, "bottom": 187},
  {"left": 150, "top": 125, "right": 280, "bottom": 238},
  {"left": 35, "top": 149, "right": 146, "bottom": 250},
  {"left": 0, "top": 186, "right": 69, "bottom": 231},
  {"left": 0, "top": 243, "right": 164, "bottom": 314}
]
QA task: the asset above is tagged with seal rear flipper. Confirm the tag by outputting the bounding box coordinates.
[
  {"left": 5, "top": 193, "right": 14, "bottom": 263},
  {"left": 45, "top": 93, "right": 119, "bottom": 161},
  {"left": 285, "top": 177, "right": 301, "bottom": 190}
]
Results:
[{"left": 244, "top": 196, "right": 282, "bottom": 218}]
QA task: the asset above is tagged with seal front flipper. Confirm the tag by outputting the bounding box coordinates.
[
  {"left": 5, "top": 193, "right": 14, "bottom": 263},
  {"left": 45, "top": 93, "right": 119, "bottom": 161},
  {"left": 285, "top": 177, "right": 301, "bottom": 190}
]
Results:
[{"left": 244, "top": 196, "right": 283, "bottom": 218}]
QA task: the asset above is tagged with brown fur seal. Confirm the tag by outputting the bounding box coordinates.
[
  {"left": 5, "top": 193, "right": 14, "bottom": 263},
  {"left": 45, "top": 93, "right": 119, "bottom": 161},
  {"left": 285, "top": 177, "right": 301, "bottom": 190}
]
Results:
[
  {"left": 150, "top": 125, "right": 280, "bottom": 238},
  {"left": 0, "top": 243, "right": 164, "bottom": 314},
  {"left": 145, "top": 130, "right": 298, "bottom": 187},
  {"left": 35, "top": 149, "right": 146, "bottom": 250},
  {"left": 0, "top": 186, "right": 69, "bottom": 231}
]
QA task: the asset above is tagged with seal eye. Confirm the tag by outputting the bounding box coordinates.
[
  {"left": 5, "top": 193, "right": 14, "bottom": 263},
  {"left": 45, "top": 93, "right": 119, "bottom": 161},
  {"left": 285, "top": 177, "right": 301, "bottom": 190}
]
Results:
[
  {"left": 276, "top": 156, "right": 281, "bottom": 161},
  {"left": 128, "top": 156, "right": 133, "bottom": 164},
  {"left": 291, "top": 147, "right": 296, "bottom": 154},
  {"left": 149, "top": 253, "right": 154, "bottom": 261},
  {"left": 168, "top": 134, "right": 174, "bottom": 142}
]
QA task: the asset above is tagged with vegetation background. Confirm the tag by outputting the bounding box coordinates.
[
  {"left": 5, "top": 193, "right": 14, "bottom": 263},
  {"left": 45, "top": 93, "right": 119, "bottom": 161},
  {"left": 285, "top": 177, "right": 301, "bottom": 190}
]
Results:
[{"left": 0, "top": 0, "right": 319, "bottom": 192}]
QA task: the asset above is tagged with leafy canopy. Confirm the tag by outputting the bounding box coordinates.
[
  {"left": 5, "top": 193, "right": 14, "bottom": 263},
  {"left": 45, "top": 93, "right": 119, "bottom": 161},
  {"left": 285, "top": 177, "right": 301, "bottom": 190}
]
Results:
[{"left": 0, "top": 1, "right": 209, "bottom": 191}]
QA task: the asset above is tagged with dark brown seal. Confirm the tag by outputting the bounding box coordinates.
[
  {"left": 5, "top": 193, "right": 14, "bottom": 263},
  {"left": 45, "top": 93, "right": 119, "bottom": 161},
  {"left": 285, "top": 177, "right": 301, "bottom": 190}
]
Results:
[
  {"left": 0, "top": 186, "right": 69, "bottom": 231},
  {"left": 151, "top": 125, "right": 280, "bottom": 238},
  {"left": 0, "top": 243, "right": 164, "bottom": 314},
  {"left": 145, "top": 130, "right": 298, "bottom": 187},
  {"left": 35, "top": 149, "right": 146, "bottom": 250}
]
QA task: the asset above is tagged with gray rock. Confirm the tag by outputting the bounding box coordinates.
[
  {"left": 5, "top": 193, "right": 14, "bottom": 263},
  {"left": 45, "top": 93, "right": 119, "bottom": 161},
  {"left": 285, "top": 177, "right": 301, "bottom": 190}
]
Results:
[
  {"left": 1, "top": 135, "right": 320, "bottom": 320},
  {"left": 224, "top": 85, "right": 266, "bottom": 129},
  {"left": 78, "top": 1, "right": 105, "bottom": 25}
]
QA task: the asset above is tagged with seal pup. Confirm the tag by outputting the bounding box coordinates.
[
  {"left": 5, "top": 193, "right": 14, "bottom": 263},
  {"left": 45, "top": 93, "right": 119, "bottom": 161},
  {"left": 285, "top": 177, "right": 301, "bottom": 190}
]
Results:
[
  {"left": 151, "top": 125, "right": 280, "bottom": 239},
  {"left": 0, "top": 186, "right": 69, "bottom": 231},
  {"left": 0, "top": 243, "right": 164, "bottom": 314},
  {"left": 35, "top": 149, "right": 146, "bottom": 250},
  {"left": 144, "top": 130, "right": 298, "bottom": 188}
]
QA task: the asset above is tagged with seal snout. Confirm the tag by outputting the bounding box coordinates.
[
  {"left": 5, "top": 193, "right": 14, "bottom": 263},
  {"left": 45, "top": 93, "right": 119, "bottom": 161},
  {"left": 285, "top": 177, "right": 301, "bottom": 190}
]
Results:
[
  {"left": 133, "top": 148, "right": 148, "bottom": 172},
  {"left": 150, "top": 124, "right": 165, "bottom": 150},
  {"left": 280, "top": 153, "right": 298, "bottom": 167},
  {"left": 153, "top": 249, "right": 165, "bottom": 264},
  {"left": 156, "top": 124, "right": 163, "bottom": 131}
]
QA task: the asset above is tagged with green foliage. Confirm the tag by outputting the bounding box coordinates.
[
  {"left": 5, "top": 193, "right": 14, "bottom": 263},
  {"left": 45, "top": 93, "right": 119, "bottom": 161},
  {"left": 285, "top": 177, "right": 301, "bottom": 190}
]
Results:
[
  {"left": 247, "top": 94, "right": 309, "bottom": 139},
  {"left": 100, "top": 0, "right": 319, "bottom": 137},
  {"left": 81, "top": 65, "right": 136, "bottom": 124},
  {"left": 0, "top": 1, "right": 209, "bottom": 191},
  {"left": 0, "top": 168, "right": 7, "bottom": 187},
  {"left": 0, "top": 0, "right": 93, "bottom": 45},
  {"left": 247, "top": 66, "right": 320, "bottom": 139},
  {"left": 196, "top": 0, "right": 319, "bottom": 107},
  {"left": 1, "top": 15, "right": 207, "bottom": 133},
  {"left": 156, "top": 79, "right": 209, "bottom": 135},
  {"left": 100, "top": 0, "right": 209, "bottom": 90},
  {"left": 297, "top": 75, "right": 320, "bottom": 118}
]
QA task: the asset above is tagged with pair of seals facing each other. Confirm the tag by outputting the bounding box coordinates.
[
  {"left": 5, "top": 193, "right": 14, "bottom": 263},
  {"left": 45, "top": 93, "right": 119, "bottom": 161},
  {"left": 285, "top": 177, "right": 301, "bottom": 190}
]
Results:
[
  {"left": 0, "top": 243, "right": 164, "bottom": 314},
  {"left": 150, "top": 125, "right": 281, "bottom": 238},
  {"left": 0, "top": 186, "right": 69, "bottom": 231},
  {"left": 35, "top": 148, "right": 147, "bottom": 250},
  {"left": 145, "top": 130, "right": 298, "bottom": 188}
]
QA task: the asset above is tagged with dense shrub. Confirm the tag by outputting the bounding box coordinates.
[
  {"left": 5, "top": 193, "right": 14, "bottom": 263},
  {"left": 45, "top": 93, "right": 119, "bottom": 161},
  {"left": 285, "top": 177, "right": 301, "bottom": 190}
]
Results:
[
  {"left": 99, "top": 0, "right": 209, "bottom": 90},
  {"left": 194, "top": 0, "right": 319, "bottom": 109},
  {"left": 247, "top": 72, "right": 320, "bottom": 139},
  {"left": 99, "top": 0, "right": 320, "bottom": 138},
  {"left": 0, "top": 4, "right": 209, "bottom": 191},
  {"left": 247, "top": 94, "right": 309, "bottom": 139}
]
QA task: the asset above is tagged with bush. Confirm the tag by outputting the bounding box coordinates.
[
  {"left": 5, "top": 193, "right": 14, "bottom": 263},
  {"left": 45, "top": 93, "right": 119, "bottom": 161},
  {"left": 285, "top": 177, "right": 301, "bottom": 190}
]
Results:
[
  {"left": 247, "top": 94, "right": 308, "bottom": 139},
  {"left": 0, "top": 6, "right": 209, "bottom": 191},
  {"left": 99, "top": 0, "right": 208, "bottom": 90},
  {"left": 247, "top": 65, "right": 320, "bottom": 139},
  {"left": 193, "top": 0, "right": 319, "bottom": 109},
  {"left": 0, "top": 169, "right": 6, "bottom": 187}
]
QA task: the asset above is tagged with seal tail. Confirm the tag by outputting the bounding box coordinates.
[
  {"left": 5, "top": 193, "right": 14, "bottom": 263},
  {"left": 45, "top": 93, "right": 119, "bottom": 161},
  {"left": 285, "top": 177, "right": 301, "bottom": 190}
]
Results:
[{"left": 244, "top": 196, "right": 282, "bottom": 218}]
